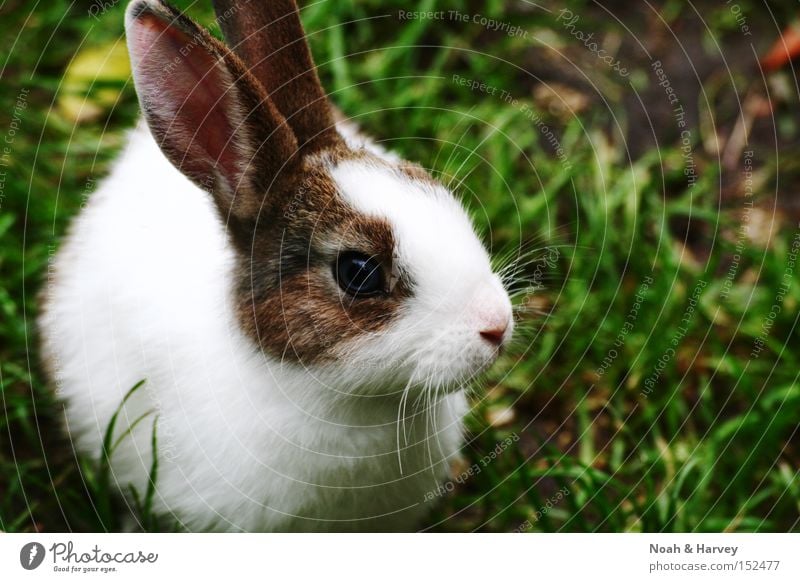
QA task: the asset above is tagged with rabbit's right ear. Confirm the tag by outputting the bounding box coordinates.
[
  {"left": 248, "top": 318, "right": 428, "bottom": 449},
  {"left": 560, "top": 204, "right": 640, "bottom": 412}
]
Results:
[
  {"left": 125, "top": 0, "right": 298, "bottom": 232},
  {"left": 211, "top": 0, "right": 343, "bottom": 154}
]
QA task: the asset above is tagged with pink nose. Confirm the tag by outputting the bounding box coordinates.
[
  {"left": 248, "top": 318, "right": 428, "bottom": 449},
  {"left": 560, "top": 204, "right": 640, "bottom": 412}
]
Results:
[{"left": 480, "top": 324, "right": 508, "bottom": 346}]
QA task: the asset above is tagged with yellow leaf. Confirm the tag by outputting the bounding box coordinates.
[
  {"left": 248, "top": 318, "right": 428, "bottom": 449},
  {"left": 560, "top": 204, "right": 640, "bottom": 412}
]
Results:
[{"left": 58, "top": 41, "right": 130, "bottom": 123}]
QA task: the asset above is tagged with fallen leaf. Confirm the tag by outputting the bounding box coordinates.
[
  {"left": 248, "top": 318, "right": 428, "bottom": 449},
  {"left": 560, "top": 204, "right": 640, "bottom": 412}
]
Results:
[
  {"left": 58, "top": 41, "right": 131, "bottom": 123},
  {"left": 533, "top": 82, "right": 590, "bottom": 120},
  {"left": 486, "top": 405, "right": 516, "bottom": 428},
  {"left": 761, "top": 22, "right": 800, "bottom": 72}
]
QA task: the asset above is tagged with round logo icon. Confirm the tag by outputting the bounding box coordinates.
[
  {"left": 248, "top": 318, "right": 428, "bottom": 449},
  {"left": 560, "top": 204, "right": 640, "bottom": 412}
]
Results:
[{"left": 19, "top": 542, "right": 46, "bottom": 570}]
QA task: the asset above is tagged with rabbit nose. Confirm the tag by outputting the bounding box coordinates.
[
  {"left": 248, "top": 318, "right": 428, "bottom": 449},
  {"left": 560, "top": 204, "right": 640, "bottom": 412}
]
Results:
[
  {"left": 472, "top": 276, "right": 513, "bottom": 347},
  {"left": 480, "top": 323, "right": 508, "bottom": 346}
]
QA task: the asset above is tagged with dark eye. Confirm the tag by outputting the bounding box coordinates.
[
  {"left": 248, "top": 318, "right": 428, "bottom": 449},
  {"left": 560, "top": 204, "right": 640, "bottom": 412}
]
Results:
[{"left": 334, "top": 251, "right": 385, "bottom": 297}]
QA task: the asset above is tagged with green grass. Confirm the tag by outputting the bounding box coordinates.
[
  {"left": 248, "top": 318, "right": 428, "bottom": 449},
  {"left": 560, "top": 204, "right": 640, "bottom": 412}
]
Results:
[{"left": 1, "top": 0, "right": 798, "bottom": 532}]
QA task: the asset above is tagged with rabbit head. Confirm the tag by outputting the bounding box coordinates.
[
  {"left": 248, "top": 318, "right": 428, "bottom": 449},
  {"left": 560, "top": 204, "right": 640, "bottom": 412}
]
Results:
[{"left": 125, "top": 0, "right": 513, "bottom": 397}]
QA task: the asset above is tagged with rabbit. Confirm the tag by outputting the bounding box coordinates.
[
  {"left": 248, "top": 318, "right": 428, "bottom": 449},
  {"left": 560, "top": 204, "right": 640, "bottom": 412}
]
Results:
[{"left": 38, "top": 0, "right": 513, "bottom": 532}]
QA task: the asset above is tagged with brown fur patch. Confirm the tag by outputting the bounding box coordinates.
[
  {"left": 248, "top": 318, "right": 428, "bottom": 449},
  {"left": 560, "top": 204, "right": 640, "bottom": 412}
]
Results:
[
  {"left": 235, "top": 151, "right": 412, "bottom": 364},
  {"left": 212, "top": 0, "right": 343, "bottom": 154}
]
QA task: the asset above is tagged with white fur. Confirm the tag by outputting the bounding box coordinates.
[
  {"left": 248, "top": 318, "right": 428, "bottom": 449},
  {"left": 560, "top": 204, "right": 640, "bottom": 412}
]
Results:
[
  {"left": 39, "top": 0, "right": 512, "bottom": 532},
  {"left": 40, "top": 121, "right": 500, "bottom": 532},
  {"left": 329, "top": 162, "right": 513, "bottom": 386}
]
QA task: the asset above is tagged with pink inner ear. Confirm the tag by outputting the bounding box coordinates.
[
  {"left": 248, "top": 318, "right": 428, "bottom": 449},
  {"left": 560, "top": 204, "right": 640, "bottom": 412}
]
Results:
[{"left": 131, "top": 13, "right": 242, "bottom": 187}]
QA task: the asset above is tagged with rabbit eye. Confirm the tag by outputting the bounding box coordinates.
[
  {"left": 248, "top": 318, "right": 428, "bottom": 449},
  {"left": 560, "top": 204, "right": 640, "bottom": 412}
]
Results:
[{"left": 334, "top": 252, "right": 385, "bottom": 297}]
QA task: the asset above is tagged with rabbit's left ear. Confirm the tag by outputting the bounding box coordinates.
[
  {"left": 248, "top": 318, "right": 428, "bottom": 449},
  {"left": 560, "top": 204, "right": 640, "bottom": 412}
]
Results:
[
  {"left": 212, "top": 0, "right": 343, "bottom": 154},
  {"left": 125, "top": 0, "right": 300, "bottom": 242}
]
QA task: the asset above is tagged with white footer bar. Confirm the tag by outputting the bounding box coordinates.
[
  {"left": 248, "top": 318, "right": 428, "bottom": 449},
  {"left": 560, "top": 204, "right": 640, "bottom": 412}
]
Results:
[{"left": 2, "top": 533, "right": 797, "bottom": 581}]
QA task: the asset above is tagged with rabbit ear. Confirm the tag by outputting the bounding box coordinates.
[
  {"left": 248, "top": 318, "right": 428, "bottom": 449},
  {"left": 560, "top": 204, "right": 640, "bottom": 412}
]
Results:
[
  {"left": 126, "top": 0, "right": 299, "bottom": 239},
  {"left": 211, "top": 0, "right": 343, "bottom": 154}
]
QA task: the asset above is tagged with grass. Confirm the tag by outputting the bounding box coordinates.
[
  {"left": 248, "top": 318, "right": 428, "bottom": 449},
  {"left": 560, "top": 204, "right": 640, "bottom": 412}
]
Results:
[{"left": 1, "top": 0, "right": 798, "bottom": 532}]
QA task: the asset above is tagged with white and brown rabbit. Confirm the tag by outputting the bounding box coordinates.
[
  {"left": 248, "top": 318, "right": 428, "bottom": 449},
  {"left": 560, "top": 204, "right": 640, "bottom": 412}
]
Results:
[{"left": 39, "top": 0, "right": 513, "bottom": 531}]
